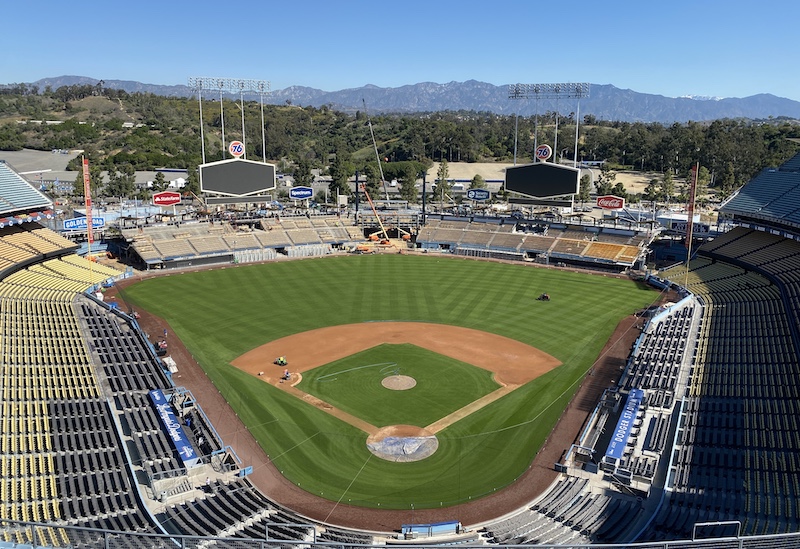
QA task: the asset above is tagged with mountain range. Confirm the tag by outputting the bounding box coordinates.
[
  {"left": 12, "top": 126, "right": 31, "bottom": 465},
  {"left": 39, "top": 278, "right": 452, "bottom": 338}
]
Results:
[{"left": 21, "top": 76, "right": 800, "bottom": 124}]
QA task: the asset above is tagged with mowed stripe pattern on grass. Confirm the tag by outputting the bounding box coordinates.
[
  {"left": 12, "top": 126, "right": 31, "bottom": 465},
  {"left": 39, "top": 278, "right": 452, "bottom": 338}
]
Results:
[
  {"left": 124, "top": 255, "right": 657, "bottom": 509},
  {"left": 297, "top": 343, "right": 500, "bottom": 427}
]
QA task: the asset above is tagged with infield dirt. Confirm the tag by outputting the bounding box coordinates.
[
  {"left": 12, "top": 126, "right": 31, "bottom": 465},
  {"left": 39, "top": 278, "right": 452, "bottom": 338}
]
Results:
[
  {"left": 112, "top": 275, "right": 664, "bottom": 530},
  {"left": 230, "top": 322, "right": 562, "bottom": 434}
]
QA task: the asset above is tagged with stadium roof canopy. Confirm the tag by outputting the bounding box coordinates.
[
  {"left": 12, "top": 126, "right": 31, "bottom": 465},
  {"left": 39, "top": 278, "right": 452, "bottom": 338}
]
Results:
[
  {"left": 720, "top": 152, "right": 800, "bottom": 233},
  {"left": 0, "top": 160, "right": 53, "bottom": 216}
]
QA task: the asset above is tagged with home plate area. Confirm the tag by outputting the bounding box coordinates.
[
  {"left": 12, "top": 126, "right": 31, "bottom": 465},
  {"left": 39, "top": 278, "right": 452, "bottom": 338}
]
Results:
[{"left": 367, "top": 425, "right": 439, "bottom": 462}]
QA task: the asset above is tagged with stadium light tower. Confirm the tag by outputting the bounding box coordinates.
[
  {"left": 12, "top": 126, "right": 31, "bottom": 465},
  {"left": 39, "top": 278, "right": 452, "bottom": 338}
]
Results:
[
  {"left": 188, "top": 77, "right": 271, "bottom": 163},
  {"left": 508, "top": 83, "right": 590, "bottom": 167}
]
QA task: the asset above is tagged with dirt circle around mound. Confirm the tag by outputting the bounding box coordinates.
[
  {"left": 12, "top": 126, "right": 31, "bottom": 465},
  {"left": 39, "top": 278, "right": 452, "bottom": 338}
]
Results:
[
  {"left": 382, "top": 374, "right": 416, "bottom": 390},
  {"left": 366, "top": 425, "right": 438, "bottom": 462}
]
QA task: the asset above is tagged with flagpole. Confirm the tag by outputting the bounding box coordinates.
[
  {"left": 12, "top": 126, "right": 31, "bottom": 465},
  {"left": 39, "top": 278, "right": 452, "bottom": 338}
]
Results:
[{"left": 82, "top": 156, "right": 95, "bottom": 281}]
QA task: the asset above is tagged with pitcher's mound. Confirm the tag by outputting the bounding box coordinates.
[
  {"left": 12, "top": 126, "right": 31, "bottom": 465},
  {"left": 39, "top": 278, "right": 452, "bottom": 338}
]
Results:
[
  {"left": 382, "top": 375, "right": 416, "bottom": 390},
  {"left": 367, "top": 425, "right": 438, "bottom": 462}
]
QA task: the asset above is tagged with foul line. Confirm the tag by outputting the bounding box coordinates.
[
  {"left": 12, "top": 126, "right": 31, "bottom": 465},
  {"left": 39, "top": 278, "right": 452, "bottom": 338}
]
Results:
[{"left": 323, "top": 452, "right": 374, "bottom": 523}]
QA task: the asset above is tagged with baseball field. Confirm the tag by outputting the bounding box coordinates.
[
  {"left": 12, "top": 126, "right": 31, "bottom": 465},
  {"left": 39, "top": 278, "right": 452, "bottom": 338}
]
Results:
[{"left": 123, "top": 254, "right": 657, "bottom": 510}]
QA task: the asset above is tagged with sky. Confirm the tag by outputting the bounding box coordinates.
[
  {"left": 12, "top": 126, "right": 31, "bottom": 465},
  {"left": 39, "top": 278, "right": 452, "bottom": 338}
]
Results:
[{"left": 3, "top": 0, "right": 799, "bottom": 101}]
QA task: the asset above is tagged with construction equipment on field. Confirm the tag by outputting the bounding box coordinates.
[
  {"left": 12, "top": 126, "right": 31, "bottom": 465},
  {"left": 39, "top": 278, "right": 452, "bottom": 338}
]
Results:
[{"left": 360, "top": 183, "right": 393, "bottom": 246}]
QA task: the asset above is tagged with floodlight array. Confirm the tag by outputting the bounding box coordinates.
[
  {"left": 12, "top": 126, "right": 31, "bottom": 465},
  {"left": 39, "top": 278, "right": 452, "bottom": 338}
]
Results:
[
  {"left": 508, "top": 82, "right": 590, "bottom": 100},
  {"left": 188, "top": 77, "right": 270, "bottom": 94}
]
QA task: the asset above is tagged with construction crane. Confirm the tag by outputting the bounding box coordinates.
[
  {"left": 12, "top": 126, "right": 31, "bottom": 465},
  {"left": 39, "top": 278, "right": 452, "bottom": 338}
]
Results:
[
  {"left": 189, "top": 190, "right": 209, "bottom": 213},
  {"left": 360, "top": 183, "right": 392, "bottom": 246},
  {"left": 362, "top": 98, "right": 391, "bottom": 201}
]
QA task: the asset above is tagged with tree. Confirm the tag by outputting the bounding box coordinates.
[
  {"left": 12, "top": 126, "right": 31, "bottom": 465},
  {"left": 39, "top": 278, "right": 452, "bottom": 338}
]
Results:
[
  {"left": 660, "top": 171, "right": 675, "bottom": 205},
  {"left": 398, "top": 163, "right": 418, "bottom": 203},
  {"left": 292, "top": 158, "right": 313, "bottom": 186},
  {"left": 643, "top": 179, "right": 660, "bottom": 202},
  {"left": 717, "top": 162, "right": 736, "bottom": 199},
  {"left": 328, "top": 152, "right": 354, "bottom": 199},
  {"left": 594, "top": 164, "right": 616, "bottom": 196},
  {"left": 578, "top": 174, "right": 592, "bottom": 204},
  {"left": 362, "top": 162, "right": 382, "bottom": 200},
  {"left": 695, "top": 165, "right": 711, "bottom": 202},
  {"left": 71, "top": 160, "right": 103, "bottom": 197},
  {"left": 435, "top": 160, "right": 452, "bottom": 207},
  {"left": 185, "top": 168, "right": 200, "bottom": 197},
  {"left": 611, "top": 182, "right": 629, "bottom": 201},
  {"left": 469, "top": 174, "right": 486, "bottom": 189},
  {"left": 105, "top": 163, "right": 136, "bottom": 198},
  {"left": 152, "top": 171, "right": 168, "bottom": 192}
]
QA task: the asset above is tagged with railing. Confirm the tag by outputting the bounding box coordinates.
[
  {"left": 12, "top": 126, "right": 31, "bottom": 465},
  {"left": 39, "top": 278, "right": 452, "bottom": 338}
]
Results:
[{"left": 3, "top": 518, "right": 800, "bottom": 549}]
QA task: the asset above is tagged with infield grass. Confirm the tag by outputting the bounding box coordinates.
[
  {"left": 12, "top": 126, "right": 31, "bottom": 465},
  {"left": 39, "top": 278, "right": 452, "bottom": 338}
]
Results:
[
  {"left": 298, "top": 343, "right": 500, "bottom": 427},
  {"left": 124, "top": 254, "right": 658, "bottom": 509}
]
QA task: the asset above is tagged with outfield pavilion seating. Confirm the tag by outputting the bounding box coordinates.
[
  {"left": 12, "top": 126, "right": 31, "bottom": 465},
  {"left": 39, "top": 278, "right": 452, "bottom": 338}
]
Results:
[
  {"left": 548, "top": 237, "right": 589, "bottom": 257},
  {"left": 287, "top": 228, "right": 323, "bottom": 246},
  {"left": 420, "top": 217, "right": 648, "bottom": 268},
  {"left": 482, "top": 231, "right": 523, "bottom": 251},
  {"left": 188, "top": 235, "right": 229, "bottom": 255},
  {"left": 125, "top": 216, "right": 363, "bottom": 268},
  {"left": 150, "top": 238, "right": 197, "bottom": 260},
  {"left": 222, "top": 232, "right": 260, "bottom": 251}
]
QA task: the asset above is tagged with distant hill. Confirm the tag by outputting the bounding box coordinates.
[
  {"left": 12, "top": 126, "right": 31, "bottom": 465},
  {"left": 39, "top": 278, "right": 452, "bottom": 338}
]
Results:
[{"left": 20, "top": 76, "right": 800, "bottom": 123}]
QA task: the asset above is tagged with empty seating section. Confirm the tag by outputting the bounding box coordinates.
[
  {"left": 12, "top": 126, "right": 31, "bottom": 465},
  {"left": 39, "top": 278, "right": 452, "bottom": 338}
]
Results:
[
  {"left": 520, "top": 234, "right": 556, "bottom": 252},
  {"left": 419, "top": 219, "right": 646, "bottom": 265},
  {"left": 549, "top": 238, "right": 589, "bottom": 257},
  {"left": 151, "top": 238, "right": 197, "bottom": 259},
  {"left": 128, "top": 216, "right": 362, "bottom": 264},
  {"left": 287, "top": 228, "right": 322, "bottom": 245},
  {"left": 723, "top": 167, "right": 800, "bottom": 226},
  {"left": 584, "top": 242, "right": 626, "bottom": 260},
  {"left": 159, "top": 478, "right": 308, "bottom": 541},
  {"left": 255, "top": 228, "right": 292, "bottom": 247},
  {"left": 701, "top": 227, "right": 800, "bottom": 336},
  {"left": 3, "top": 226, "right": 73, "bottom": 256},
  {"left": 459, "top": 228, "right": 495, "bottom": 247},
  {"left": 222, "top": 233, "right": 259, "bottom": 250},
  {"left": 622, "top": 303, "right": 695, "bottom": 395},
  {"left": 647, "top": 239, "right": 800, "bottom": 539},
  {"left": 487, "top": 232, "right": 524, "bottom": 251},
  {"left": 76, "top": 296, "right": 188, "bottom": 482},
  {"left": 483, "top": 476, "right": 641, "bottom": 544},
  {"left": 0, "top": 225, "right": 79, "bottom": 277},
  {"left": 0, "top": 246, "right": 157, "bottom": 541},
  {"left": 188, "top": 236, "right": 228, "bottom": 255},
  {"left": 0, "top": 162, "right": 53, "bottom": 212}
]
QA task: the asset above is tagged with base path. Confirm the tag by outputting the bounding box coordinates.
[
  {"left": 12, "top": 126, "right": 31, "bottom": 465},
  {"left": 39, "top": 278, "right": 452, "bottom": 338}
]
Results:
[
  {"left": 117, "top": 273, "right": 659, "bottom": 530},
  {"left": 231, "top": 322, "right": 562, "bottom": 434},
  {"left": 232, "top": 322, "right": 561, "bottom": 387}
]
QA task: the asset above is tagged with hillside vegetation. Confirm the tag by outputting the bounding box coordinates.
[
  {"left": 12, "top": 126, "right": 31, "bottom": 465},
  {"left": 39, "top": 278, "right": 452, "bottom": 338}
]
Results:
[{"left": 1, "top": 85, "right": 799, "bottom": 202}]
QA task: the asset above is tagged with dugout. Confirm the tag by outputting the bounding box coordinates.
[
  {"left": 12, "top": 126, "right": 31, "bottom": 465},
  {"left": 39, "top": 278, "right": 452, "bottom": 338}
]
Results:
[{"left": 400, "top": 521, "right": 462, "bottom": 538}]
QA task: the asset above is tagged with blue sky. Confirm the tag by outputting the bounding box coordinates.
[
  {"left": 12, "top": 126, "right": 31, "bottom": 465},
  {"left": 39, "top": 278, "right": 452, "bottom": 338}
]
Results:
[{"left": 3, "top": 0, "right": 799, "bottom": 101}]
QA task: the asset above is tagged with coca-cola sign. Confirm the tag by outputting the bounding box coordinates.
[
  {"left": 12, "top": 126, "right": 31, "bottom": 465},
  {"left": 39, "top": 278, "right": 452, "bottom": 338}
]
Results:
[
  {"left": 153, "top": 191, "right": 182, "bottom": 207},
  {"left": 596, "top": 195, "right": 625, "bottom": 209}
]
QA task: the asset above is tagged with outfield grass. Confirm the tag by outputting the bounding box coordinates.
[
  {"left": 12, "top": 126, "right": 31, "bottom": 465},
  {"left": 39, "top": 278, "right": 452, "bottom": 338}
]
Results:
[
  {"left": 124, "top": 254, "right": 657, "bottom": 509},
  {"left": 298, "top": 343, "right": 500, "bottom": 427}
]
